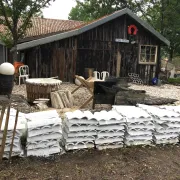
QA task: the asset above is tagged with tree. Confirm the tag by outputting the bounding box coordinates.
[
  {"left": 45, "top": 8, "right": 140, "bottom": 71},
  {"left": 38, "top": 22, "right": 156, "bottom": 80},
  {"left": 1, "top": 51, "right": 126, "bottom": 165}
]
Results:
[
  {"left": 0, "top": 0, "right": 54, "bottom": 47},
  {"left": 68, "top": 0, "right": 136, "bottom": 21},
  {"left": 69, "top": 0, "right": 180, "bottom": 60},
  {"left": 135, "top": 0, "right": 180, "bottom": 60}
]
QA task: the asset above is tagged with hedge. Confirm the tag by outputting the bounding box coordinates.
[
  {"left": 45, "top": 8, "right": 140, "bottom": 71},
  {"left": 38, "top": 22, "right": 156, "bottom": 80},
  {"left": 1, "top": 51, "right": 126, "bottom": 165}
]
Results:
[{"left": 168, "top": 78, "right": 180, "bottom": 84}]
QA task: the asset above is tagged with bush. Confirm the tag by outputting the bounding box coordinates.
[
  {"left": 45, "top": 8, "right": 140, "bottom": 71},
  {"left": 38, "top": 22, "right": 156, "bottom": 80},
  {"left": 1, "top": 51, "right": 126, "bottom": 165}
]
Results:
[{"left": 168, "top": 78, "right": 180, "bottom": 84}]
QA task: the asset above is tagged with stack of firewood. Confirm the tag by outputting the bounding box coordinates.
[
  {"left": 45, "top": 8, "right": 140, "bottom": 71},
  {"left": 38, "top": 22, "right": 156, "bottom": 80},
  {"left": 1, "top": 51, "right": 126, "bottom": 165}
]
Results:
[{"left": 50, "top": 90, "right": 74, "bottom": 109}]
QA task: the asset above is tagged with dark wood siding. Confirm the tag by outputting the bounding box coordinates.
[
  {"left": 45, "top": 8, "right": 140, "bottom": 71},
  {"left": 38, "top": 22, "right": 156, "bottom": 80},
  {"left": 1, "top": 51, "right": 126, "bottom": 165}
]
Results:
[
  {"left": 24, "top": 37, "right": 77, "bottom": 82},
  {"left": 23, "top": 14, "right": 163, "bottom": 83}
]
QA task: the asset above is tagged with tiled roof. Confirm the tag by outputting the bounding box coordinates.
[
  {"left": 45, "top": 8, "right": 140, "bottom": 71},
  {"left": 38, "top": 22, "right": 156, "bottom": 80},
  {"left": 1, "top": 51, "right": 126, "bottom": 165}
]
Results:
[{"left": 0, "top": 17, "right": 86, "bottom": 42}]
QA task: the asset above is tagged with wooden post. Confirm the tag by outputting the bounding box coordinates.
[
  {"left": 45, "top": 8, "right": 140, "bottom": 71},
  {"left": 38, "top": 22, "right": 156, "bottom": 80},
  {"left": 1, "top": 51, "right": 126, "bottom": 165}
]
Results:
[
  {"left": 0, "top": 105, "right": 10, "bottom": 161},
  {"left": 116, "top": 50, "right": 121, "bottom": 77},
  {"left": 0, "top": 106, "right": 6, "bottom": 133},
  {"left": 9, "top": 109, "right": 19, "bottom": 160}
]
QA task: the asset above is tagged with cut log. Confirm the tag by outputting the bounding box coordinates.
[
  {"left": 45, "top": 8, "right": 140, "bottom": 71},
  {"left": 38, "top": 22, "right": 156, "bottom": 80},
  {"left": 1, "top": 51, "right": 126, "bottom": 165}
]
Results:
[
  {"left": 55, "top": 92, "right": 64, "bottom": 109},
  {"left": 127, "top": 96, "right": 178, "bottom": 105},
  {"left": 57, "top": 92, "right": 65, "bottom": 108},
  {"left": 65, "top": 90, "right": 74, "bottom": 107},
  {"left": 50, "top": 90, "right": 74, "bottom": 109},
  {"left": 50, "top": 92, "right": 59, "bottom": 109},
  {"left": 60, "top": 92, "right": 71, "bottom": 108}
]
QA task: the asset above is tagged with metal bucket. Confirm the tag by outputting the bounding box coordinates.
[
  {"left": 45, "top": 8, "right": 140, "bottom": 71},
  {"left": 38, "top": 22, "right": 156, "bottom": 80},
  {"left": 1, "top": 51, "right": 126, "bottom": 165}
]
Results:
[{"left": 0, "top": 74, "right": 14, "bottom": 96}]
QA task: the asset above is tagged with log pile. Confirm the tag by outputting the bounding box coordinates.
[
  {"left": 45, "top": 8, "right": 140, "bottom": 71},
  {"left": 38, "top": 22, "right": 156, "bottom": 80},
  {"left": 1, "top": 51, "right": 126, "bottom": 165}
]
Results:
[
  {"left": 114, "top": 87, "right": 177, "bottom": 105},
  {"left": 50, "top": 90, "right": 74, "bottom": 109}
]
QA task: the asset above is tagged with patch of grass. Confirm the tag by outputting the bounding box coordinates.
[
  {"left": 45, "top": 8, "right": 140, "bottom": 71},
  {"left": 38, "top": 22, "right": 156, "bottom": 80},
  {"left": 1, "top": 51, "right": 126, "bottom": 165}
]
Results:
[
  {"left": 168, "top": 78, "right": 180, "bottom": 84},
  {"left": 172, "top": 56, "right": 180, "bottom": 68}
]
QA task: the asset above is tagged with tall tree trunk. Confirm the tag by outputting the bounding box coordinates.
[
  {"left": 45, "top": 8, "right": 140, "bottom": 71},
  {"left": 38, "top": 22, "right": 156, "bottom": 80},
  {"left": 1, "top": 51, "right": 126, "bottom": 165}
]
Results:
[
  {"left": 160, "top": 0, "right": 164, "bottom": 35},
  {"left": 169, "top": 47, "right": 174, "bottom": 62}
]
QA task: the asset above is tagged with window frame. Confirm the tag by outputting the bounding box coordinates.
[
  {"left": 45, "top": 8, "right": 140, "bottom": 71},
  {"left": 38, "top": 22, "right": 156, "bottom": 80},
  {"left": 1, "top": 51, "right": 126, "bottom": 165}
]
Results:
[{"left": 138, "top": 45, "right": 158, "bottom": 65}]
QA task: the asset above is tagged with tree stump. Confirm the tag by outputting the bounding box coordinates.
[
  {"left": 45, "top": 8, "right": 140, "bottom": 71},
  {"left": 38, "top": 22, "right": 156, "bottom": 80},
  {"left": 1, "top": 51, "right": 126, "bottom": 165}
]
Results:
[{"left": 26, "top": 78, "right": 62, "bottom": 103}]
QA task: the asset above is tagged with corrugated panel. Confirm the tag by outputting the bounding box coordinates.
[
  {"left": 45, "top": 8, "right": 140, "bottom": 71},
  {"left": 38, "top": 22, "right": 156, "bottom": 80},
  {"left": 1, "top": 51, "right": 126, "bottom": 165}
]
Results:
[
  {"left": 112, "top": 106, "right": 152, "bottom": 119},
  {"left": 137, "top": 104, "right": 180, "bottom": 119}
]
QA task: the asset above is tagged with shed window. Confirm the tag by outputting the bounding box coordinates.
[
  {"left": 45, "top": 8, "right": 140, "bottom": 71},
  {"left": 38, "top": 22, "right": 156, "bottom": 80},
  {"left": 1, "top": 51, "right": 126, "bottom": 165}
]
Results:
[{"left": 139, "top": 45, "right": 158, "bottom": 64}]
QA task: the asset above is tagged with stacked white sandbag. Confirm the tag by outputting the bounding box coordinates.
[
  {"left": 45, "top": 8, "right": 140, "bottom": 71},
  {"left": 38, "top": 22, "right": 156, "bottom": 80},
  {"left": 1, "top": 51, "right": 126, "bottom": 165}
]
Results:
[
  {"left": 0, "top": 108, "right": 27, "bottom": 158},
  {"left": 159, "top": 106, "right": 180, "bottom": 114},
  {"left": 94, "top": 110, "right": 125, "bottom": 150},
  {"left": 62, "top": 110, "right": 97, "bottom": 151},
  {"left": 138, "top": 104, "right": 180, "bottom": 144},
  {"left": 113, "top": 106, "right": 154, "bottom": 146},
  {"left": 25, "top": 110, "right": 63, "bottom": 157}
]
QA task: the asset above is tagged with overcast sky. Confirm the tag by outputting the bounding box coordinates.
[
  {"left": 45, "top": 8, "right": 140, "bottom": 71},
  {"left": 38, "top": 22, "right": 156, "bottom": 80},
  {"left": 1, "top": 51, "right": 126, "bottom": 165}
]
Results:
[{"left": 42, "top": 0, "right": 77, "bottom": 20}]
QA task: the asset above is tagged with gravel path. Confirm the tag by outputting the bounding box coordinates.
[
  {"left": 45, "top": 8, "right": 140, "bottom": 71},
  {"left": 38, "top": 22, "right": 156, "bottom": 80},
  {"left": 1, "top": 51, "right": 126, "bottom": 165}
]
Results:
[
  {"left": 12, "top": 83, "right": 180, "bottom": 111},
  {"left": 129, "top": 84, "right": 180, "bottom": 105}
]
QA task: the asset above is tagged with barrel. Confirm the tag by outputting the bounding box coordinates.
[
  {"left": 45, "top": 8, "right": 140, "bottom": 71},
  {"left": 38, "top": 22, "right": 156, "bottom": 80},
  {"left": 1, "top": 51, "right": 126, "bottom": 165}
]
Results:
[{"left": 0, "top": 74, "right": 14, "bottom": 96}]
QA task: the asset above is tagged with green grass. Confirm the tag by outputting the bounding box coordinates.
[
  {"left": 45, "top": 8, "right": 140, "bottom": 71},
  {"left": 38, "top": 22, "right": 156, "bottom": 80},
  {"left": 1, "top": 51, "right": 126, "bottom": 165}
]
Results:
[{"left": 168, "top": 78, "right": 180, "bottom": 84}]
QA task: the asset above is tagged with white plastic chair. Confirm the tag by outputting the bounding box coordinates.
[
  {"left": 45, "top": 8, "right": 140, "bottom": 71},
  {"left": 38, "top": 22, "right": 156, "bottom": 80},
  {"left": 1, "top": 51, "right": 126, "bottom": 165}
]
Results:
[
  {"left": 93, "top": 71, "right": 101, "bottom": 80},
  {"left": 101, "top": 71, "right": 109, "bottom": 81},
  {"left": 19, "top": 65, "right": 29, "bottom": 85}
]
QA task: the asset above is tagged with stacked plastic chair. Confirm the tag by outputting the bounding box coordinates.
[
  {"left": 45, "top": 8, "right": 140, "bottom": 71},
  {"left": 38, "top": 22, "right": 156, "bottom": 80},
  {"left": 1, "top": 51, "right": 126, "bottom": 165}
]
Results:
[
  {"left": 25, "top": 110, "right": 63, "bottom": 157},
  {"left": 95, "top": 110, "right": 125, "bottom": 150},
  {"left": 62, "top": 110, "right": 98, "bottom": 151},
  {"left": 128, "top": 73, "right": 143, "bottom": 84},
  {"left": 113, "top": 106, "right": 154, "bottom": 146},
  {"left": 0, "top": 108, "right": 26, "bottom": 158},
  {"left": 138, "top": 104, "right": 180, "bottom": 144}
]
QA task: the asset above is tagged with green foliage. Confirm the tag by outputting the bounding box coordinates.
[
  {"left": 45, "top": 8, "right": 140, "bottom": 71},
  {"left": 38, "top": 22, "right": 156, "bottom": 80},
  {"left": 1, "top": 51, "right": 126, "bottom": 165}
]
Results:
[
  {"left": 136, "top": 0, "right": 180, "bottom": 60},
  {"left": 0, "top": 28, "right": 13, "bottom": 48},
  {"left": 0, "top": 0, "right": 54, "bottom": 47},
  {"left": 172, "top": 56, "right": 180, "bottom": 68},
  {"left": 69, "top": 0, "right": 180, "bottom": 59},
  {"left": 168, "top": 78, "right": 180, "bottom": 84},
  {"left": 68, "top": 0, "right": 137, "bottom": 21}
]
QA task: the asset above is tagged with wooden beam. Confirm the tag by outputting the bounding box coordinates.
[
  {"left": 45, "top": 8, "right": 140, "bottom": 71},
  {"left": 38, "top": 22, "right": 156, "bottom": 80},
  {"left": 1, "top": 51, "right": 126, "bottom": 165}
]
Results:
[
  {"left": 9, "top": 109, "right": 19, "bottom": 160},
  {"left": 0, "top": 105, "right": 10, "bottom": 161}
]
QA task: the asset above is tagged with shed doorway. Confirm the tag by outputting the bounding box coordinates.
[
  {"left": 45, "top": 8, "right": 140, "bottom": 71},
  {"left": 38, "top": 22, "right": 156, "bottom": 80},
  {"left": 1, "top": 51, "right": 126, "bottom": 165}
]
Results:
[{"left": 116, "top": 43, "right": 138, "bottom": 78}]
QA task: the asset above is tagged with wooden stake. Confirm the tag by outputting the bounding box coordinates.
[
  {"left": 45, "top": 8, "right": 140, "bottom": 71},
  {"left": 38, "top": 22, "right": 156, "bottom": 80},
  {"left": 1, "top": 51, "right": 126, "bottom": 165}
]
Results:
[
  {"left": 0, "top": 105, "right": 10, "bottom": 161},
  {"left": 80, "top": 96, "right": 93, "bottom": 109},
  {"left": 71, "top": 84, "right": 83, "bottom": 94},
  {"left": 9, "top": 109, "right": 19, "bottom": 160},
  {"left": 0, "top": 106, "right": 6, "bottom": 133}
]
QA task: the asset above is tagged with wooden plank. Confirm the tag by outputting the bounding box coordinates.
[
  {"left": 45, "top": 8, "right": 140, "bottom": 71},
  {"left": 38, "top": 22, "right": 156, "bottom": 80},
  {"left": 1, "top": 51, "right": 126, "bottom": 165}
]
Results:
[
  {"left": 116, "top": 50, "right": 121, "bottom": 77},
  {"left": 0, "top": 106, "right": 6, "bottom": 133},
  {"left": 0, "top": 105, "right": 10, "bottom": 161},
  {"left": 9, "top": 110, "right": 19, "bottom": 160}
]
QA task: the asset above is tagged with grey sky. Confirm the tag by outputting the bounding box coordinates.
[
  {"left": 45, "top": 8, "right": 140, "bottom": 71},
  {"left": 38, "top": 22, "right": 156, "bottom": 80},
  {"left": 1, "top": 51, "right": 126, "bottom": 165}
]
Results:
[{"left": 42, "top": 0, "right": 77, "bottom": 20}]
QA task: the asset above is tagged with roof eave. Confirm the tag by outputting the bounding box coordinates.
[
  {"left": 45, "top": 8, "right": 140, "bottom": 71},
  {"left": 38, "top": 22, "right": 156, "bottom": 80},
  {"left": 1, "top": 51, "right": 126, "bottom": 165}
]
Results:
[
  {"left": 17, "top": 8, "right": 170, "bottom": 51},
  {"left": 17, "top": 29, "right": 79, "bottom": 51},
  {"left": 126, "top": 9, "right": 170, "bottom": 46}
]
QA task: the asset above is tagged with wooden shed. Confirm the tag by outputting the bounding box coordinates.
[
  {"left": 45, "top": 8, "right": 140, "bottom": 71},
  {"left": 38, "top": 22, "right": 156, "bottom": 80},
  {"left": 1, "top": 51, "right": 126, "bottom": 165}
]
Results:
[{"left": 17, "top": 8, "right": 170, "bottom": 84}]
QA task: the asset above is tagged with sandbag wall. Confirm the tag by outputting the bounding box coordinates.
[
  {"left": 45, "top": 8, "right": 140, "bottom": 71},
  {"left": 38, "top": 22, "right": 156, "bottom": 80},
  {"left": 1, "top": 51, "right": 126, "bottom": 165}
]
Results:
[
  {"left": 137, "top": 104, "right": 180, "bottom": 144},
  {"left": 1, "top": 105, "right": 180, "bottom": 158},
  {"left": 94, "top": 110, "right": 125, "bottom": 150},
  {"left": 62, "top": 110, "right": 97, "bottom": 151},
  {"left": 0, "top": 109, "right": 27, "bottom": 158},
  {"left": 25, "top": 110, "right": 63, "bottom": 157},
  {"left": 113, "top": 106, "right": 154, "bottom": 146}
]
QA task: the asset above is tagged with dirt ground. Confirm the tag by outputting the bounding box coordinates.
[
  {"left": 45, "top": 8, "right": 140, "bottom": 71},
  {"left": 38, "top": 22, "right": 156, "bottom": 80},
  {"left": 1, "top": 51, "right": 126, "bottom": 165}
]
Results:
[
  {"left": 0, "top": 145, "right": 180, "bottom": 180},
  {"left": 5, "top": 83, "right": 180, "bottom": 180}
]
